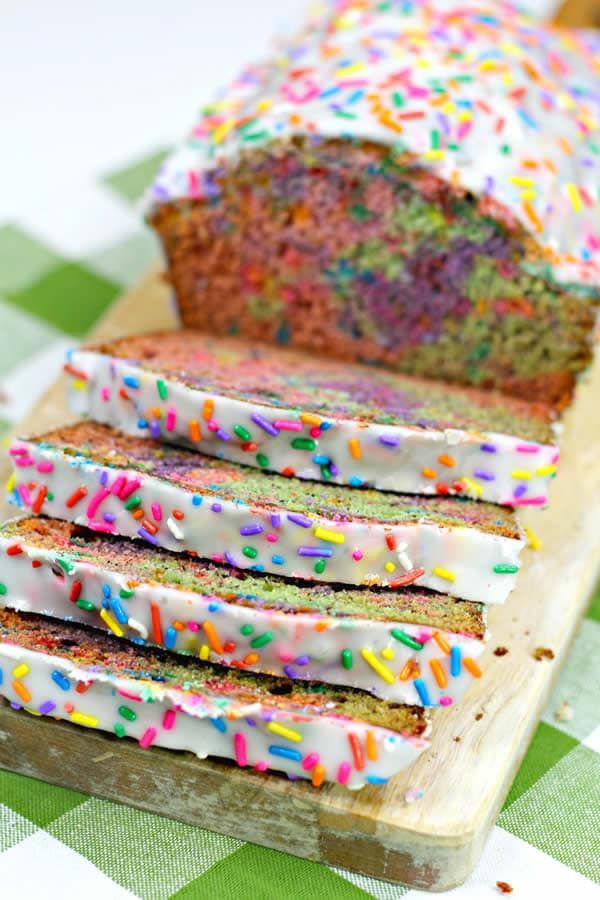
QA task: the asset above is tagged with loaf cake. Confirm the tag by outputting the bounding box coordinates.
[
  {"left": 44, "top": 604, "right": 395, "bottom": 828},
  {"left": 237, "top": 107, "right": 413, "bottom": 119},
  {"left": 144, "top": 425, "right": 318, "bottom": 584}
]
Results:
[
  {"left": 0, "top": 608, "right": 430, "bottom": 788},
  {"left": 67, "top": 330, "right": 558, "bottom": 506},
  {"left": 0, "top": 517, "right": 486, "bottom": 705},
  {"left": 8, "top": 421, "right": 524, "bottom": 602},
  {"left": 148, "top": 0, "right": 599, "bottom": 409}
]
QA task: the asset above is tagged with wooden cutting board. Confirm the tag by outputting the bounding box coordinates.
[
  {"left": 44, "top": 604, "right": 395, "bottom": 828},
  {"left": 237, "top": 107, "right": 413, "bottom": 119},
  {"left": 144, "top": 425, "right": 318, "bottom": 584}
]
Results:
[{"left": 0, "top": 267, "right": 599, "bottom": 891}]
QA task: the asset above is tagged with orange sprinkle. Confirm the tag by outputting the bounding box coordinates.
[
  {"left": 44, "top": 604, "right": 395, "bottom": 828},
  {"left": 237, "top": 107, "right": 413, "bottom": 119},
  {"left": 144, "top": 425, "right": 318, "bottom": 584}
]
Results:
[
  {"left": 150, "top": 603, "right": 163, "bottom": 645},
  {"left": 172, "top": 621, "right": 186, "bottom": 631},
  {"left": 523, "top": 200, "right": 543, "bottom": 234},
  {"left": 312, "top": 764, "right": 326, "bottom": 788},
  {"left": 464, "top": 657, "right": 482, "bottom": 678},
  {"left": 189, "top": 419, "right": 202, "bottom": 442},
  {"left": 348, "top": 733, "right": 365, "bottom": 771},
  {"left": 559, "top": 137, "right": 573, "bottom": 155},
  {"left": 421, "top": 467, "right": 437, "bottom": 479},
  {"left": 438, "top": 454, "right": 455, "bottom": 468},
  {"left": 378, "top": 111, "right": 403, "bottom": 133},
  {"left": 141, "top": 519, "right": 157, "bottom": 535},
  {"left": 172, "top": 509, "right": 185, "bottom": 520},
  {"left": 399, "top": 661, "right": 414, "bottom": 681},
  {"left": 348, "top": 438, "right": 362, "bottom": 460},
  {"left": 365, "top": 730, "right": 378, "bottom": 761},
  {"left": 243, "top": 652, "right": 260, "bottom": 665},
  {"left": 203, "top": 621, "right": 224, "bottom": 655},
  {"left": 411, "top": 663, "right": 421, "bottom": 680},
  {"left": 151, "top": 407, "right": 162, "bottom": 419},
  {"left": 32, "top": 484, "right": 48, "bottom": 514},
  {"left": 13, "top": 681, "right": 31, "bottom": 704},
  {"left": 429, "top": 659, "right": 448, "bottom": 689},
  {"left": 314, "top": 621, "right": 329, "bottom": 632},
  {"left": 132, "top": 508, "right": 145, "bottom": 520},
  {"left": 203, "top": 399, "right": 214, "bottom": 420},
  {"left": 300, "top": 413, "right": 321, "bottom": 426},
  {"left": 432, "top": 632, "right": 451, "bottom": 655}
]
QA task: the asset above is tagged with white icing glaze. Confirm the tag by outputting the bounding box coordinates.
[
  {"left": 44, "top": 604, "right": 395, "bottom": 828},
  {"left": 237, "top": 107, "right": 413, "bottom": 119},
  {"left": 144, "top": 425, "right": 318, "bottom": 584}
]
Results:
[
  {"left": 68, "top": 350, "right": 559, "bottom": 506},
  {"left": 0, "top": 532, "right": 486, "bottom": 705},
  {"left": 147, "top": 0, "right": 600, "bottom": 286},
  {"left": 8, "top": 440, "right": 524, "bottom": 603},
  {"left": 0, "top": 634, "right": 429, "bottom": 788}
]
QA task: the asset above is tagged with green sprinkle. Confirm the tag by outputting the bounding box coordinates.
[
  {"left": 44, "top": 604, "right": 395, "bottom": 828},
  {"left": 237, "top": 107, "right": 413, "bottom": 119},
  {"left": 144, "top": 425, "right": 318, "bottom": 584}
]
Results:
[
  {"left": 335, "top": 110, "right": 358, "bottom": 119},
  {"left": 234, "top": 424, "right": 252, "bottom": 442},
  {"left": 119, "top": 588, "right": 135, "bottom": 599},
  {"left": 291, "top": 438, "right": 316, "bottom": 451},
  {"left": 501, "top": 144, "right": 511, "bottom": 155},
  {"left": 320, "top": 464, "right": 332, "bottom": 481},
  {"left": 256, "top": 453, "right": 269, "bottom": 468},
  {"left": 493, "top": 564, "right": 519, "bottom": 574},
  {"left": 118, "top": 705, "right": 137, "bottom": 721},
  {"left": 250, "top": 631, "right": 274, "bottom": 649},
  {"left": 243, "top": 546, "right": 258, "bottom": 559},
  {"left": 240, "top": 624, "right": 254, "bottom": 636},
  {"left": 56, "top": 557, "right": 74, "bottom": 574},
  {"left": 0, "top": 584, "right": 6, "bottom": 596},
  {"left": 125, "top": 496, "right": 142, "bottom": 511},
  {"left": 447, "top": 143, "right": 460, "bottom": 151},
  {"left": 431, "top": 129, "right": 441, "bottom": 150},
  {"left": 156, "top": 379, "right": 168, "bottom": 401},
  {"left": 341, "top": 649, "right": 353, "bottom": 670},
  {"left": 314, "top": 559, "right": 326, "bottom": 575},
  {"left": 76, "top": 599, "right": 96, "bottom": 612},
  {"left": 391, "top": 629, "right": 424, "bottom": 650},
  {"left": 241, "top": 130, "right": 270, "bottom": 142},
  {"left": 47, "top": 492, "right": 54, "bottom": 501},
  {"left": 392, "top": 91, "right": 404, "bottom": 108},
  {"left": 238, "top": 118, "right": 259, "bottom": 132},
  {"left": 114, "top": 723, "right": 126, "bottom": 738}
]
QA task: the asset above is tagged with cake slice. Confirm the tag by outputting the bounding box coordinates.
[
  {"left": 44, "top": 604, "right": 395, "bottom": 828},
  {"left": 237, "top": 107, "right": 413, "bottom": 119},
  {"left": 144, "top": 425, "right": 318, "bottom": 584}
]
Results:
[
  {"left": 8, "top": 422, "right": 524, "bottom": 603},
  {"left": 67, "top": 329, "right": 558, "bottom": 507},
  {"left": 0, "top": 609, "right": 430, "bottom": 788},
  {"left": 0, "top": 517, "right": 486, "bottom": 706},
  {"left": 147, "top": 1, "right": 599, "bottom": 410}
]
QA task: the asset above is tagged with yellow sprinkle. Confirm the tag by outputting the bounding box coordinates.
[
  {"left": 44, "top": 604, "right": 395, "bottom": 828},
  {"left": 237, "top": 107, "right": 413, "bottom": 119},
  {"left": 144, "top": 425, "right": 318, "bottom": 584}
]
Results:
[
  {"left": 423, "top": 150, "right": 445, "bottom": 161},
  {"left": 24, "top": 708, "right": 42, "bottom": 717},
  {"left": 211, "top": 119, "right": 235, "bottom": 144},
  {"left": 566, "top": 183, "right": 583, "bottom": 212},
  {"left": 70, "top": 711, "right": 99, "bottom": 728},
  {"left": 381, "top": 647, "right": 395, "bottom": 661},
  {"left": 256, "top": 99, "right": 273, "bottom": 112},
  {"left": 336, "top": 62, "right": 365, "bottom": 77},
  {"left": 520, "top": 189, "right": 537, "bottom": 201},
  {"left": 348, "top": 438, "right": 362, "bottom": 460},
  {"left": 267, "top": 722, "right": 303, "bottom": 742},
  {"left": 100, "top": 608, "right": 124, "bottom": 638},
  {"left": 461, "top": 476, "right": 483, "bottom": 497},
  {"left": 536, "top": 464, "right": 556, "bottom": 477},
  {"left": 524, "top": 525, "right": 542, "bottom": 551},
  {"left": 511, "top": 469, "right": 532, "bottom": 480},
  {"left": 13, "top": 664, "right": 29, "bottom": 679},
  {"left": 457, "top": 111, "right": 472, "bottom": 123},
  {"left": 360, "top": 648, "right": 395, "bottom": 685},
  {"left": 72, "top": 379, "right": 87, "bottom": 392},
  {"left": 314, "top": 526, "right": 345, "bottom": 545},
  {"left": 510, "top": 176, "right": 535, "bottom": 187},
  {"left": 432, "top": 566, "right": 456, "bottom": 583},
  {"left": 384, "top": 562, "right": 396, "bottom": 573},
  {"left": 199, "top": 644, "right": 210, "bottom": 661},
  {"left": 300, "top": 413, "right": 321, "bottom": 426},
  {"left": 5, "top": 473, "right": 15, "bottom": 493}
]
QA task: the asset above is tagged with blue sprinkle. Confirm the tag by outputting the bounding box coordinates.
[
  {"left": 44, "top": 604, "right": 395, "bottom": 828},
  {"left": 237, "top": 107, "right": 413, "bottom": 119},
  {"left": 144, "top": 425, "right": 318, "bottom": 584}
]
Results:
[
  {"left": 271, "top": 555, "right": 285, "bottom": 565},
  {"left": 312, "top": 454, "right": 330, "bottom": 465},
  {"left": 51, "top": 671, "right": 71, "bottom": 691},
  {"left": 414, "top": 678, "right": 432, "bottom": 707},
  {"left": 450, "top": 646, "right": 462, "bottom": 677},
  {"left": 367, "top": 775, "right": 389, "bottom": 785},
  {"left": 268, "top": 745, "right": 302, "bottom": 762},
  {"left": 137, "top": 418, "right": 148, "bottom": 430},
  {"left": 209, "top": 717, "right": 227, "bottom": 733},
  {"left": 349, "top": 476, "right": 363, "bottom": 487},
  {"left": 192, "top": 495, "right": 203, "bottom": 506},
  {"left": 0, "top": 668, "right": 3, "bottom": 685},
  {"left": 320, "top": 421, "right": 332, "bottom": 431},
  {"left": 123, "top": 375, "right": 140, "bottom": 389},
  {"left": 110, "top": 598, "right": 129, "bottom": 625},
  {"left": 165, "top": 626, "right": 177, "bottom": 650},
  {"left": 208, "top": 602, "right": 221, "bottom": 613},
  {"left": 102, "top": 584, "right": 112, "bottom": 598}
]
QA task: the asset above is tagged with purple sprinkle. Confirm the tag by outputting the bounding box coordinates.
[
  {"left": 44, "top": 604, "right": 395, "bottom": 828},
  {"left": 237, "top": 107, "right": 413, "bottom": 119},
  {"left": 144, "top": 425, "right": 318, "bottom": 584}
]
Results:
[
  {"left": 261, "top": 710, "right": 275, "bottom": 723},
  {"left": 295, "top": 655, "right": 310, "bottom": 666},
  {"left": 103, "top": 513, "right": 116, "bottom": 523},
  {"left": 225, "top": 552, "right": 237, "bottom": 567},
  {"left": 100, "top": 470, "right": 109, "bottom": 487},
  {"left": 297, "top": 546, "right": 333, "bottom": 557},
  {"left": 283, "top": 665, "right": 298, "bottom": 678},
  {"left": 10, "top": 702, "right": 21, "bottom": 710},
  {"left": 379, "top": 435, "right": 400, "bottom": 447},
  {"left": 245, "top": 717, "right": 257, "bottom": 727},
  {"left": 473, "top": 469, "right": 495, "bottom": 482},
  {"left": 251, "top": 412, "right": 279, "bottom": 437},
  {"left": 217, "top": 428, "right": 231, "bottom": 442},
  {"left": 39, "top": 700, "right": 56, "bottom": 715},
  {"left": 211, "top": 502, "right": 222, "bottom": 513},
  {"left": 480, "top": 443, "right": 497, "bottom": 453},
  {"left": 270, "top": 512, "right": 281, "bottom": 529},
  {"left": 329, "top": 463, "right": 340, "bottom": 476},
  {"left": 150, "top": 420, "right": 161, "bottom": 439},
  {"left": 240, "top": 523, "right": 264, "bottom": 536},
  {"left": 513, "top": 483, "right": 528, "bottom": 498},
  {"left": 138, "top": 527, "right": 159, "bottom": 545},
  {"left": 287, "top": 513, "right": 312, "bottom": 528}
]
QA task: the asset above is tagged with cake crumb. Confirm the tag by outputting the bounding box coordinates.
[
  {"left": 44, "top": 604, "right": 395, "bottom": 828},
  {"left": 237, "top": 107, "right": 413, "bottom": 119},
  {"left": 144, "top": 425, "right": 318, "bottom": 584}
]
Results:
[
  {"left": 453, "top": 736, "right": 461, "bottom": 742},
  {"left": 404, "top": 787, "right": 424, "bottom": 804},
  {"left": 554, "top": 701, "right": 574, "bottom": 722},
  {"left": 496, "top": 881, "right": 513, "bottom": 894},
  {"left": 475, "top": 712, "right": 484, "bottom": 721},
  {"left": 494, "top": 646, "right": 509, "bottom": 656},
  {"left": 533, "top": 647, "right": 555, "bottom": 661}
]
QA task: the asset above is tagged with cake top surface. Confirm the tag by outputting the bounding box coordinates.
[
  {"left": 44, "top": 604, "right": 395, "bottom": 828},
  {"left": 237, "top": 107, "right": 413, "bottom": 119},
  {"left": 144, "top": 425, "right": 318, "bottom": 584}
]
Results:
[
  {"left": 148, "top": 0, "right": 600, "bottom": 287},
  {"left": 2, "top": 517, "right": 485, "bottom": 636},
  {"left": 27, "top": 422, "right": 521, "bottom": 537},
  {"left": 0, "top": 609, "right": 428, "bottom": 734},
  {"left": 88, "top": 330, "right": 554, "bottom": 443}
]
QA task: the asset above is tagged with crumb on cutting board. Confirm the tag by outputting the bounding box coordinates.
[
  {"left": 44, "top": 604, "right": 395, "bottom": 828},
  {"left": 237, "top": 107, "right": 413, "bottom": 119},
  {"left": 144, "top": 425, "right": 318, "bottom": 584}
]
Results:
[{"left": 533, "top": 647, "right": 555, "bottom": 661}]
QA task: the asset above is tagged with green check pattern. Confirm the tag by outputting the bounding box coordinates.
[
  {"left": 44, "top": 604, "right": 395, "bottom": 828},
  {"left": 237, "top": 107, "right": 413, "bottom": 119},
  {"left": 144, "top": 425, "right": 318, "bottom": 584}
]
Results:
[{"left": 0, "top": 155, "right": 599, "bottom": 898}]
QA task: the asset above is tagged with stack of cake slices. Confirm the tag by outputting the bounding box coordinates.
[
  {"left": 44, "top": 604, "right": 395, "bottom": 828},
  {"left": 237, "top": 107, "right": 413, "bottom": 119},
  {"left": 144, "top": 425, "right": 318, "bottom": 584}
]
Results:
[{"left": 1, "top": 0, "right": 598, "bottom": 790}]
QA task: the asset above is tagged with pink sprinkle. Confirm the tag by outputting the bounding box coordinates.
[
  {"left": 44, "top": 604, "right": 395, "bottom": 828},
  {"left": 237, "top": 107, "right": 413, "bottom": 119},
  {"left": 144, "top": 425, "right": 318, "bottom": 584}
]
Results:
[
  {"left": 211, "top": 554, "right": 225, "bottom": 564},
  {"left": 255, "top": 760, "right": 268, "bottom": 772},
  {"left": 120, "top": 478, "right": 141, "bottom": 500},
  {"left": 551, "top": 451, "right": 560, "bottom": 465},
  {"left": 207, "top": 420, "right": 219, "bottom": 433},
  {"left": 162, "top": 709, "right": 176, "bottom": 731},
  {"left": 352, "top": 550, "right": 363, "bottom": 561},
  {"left": 86, "top": 487, "right": 111, "bottom": 519},
  {"left": 165, "top": 407, "right": 177, "bottom": 431},
  {"left": 309, "top": 427, "right": 321, "bottom": 438},
  {"left": 36, "top": 461, "right": 54, "bottom": 473},
  {"left": 515, "top": 444, "right": 540, "bottom": 454},
  {"left": 439, "top": 696, "right": 453, "bottom": 707},
  {"left": 266, "top": 533, "right": 278, "bottom": 543},
  {"left": 139, "top": 727, "right": 157, "bottom": 749},
  {"left": 151, "top": 502, "right": 163, "bottom": 522},
  {"left": 88, "top": 520, "right": 115, "bottom": 533},
  {"left": 187, "top": 621, "right": 200, "bottom": 632},
  {"left": 14, "top": 457, "right": 35, "bottom": 468},
  {"left": 278, "top": 651, "right": 293, "bottom": 663},
  {"left": 337, "top": 762, "right": 351, "bottom": 785},
  {"left": 234, "top": 732, "right": 247, "bottom": 767},
  {"left": 302, "top": 752, "right": 319, "bottom": 771},
  {"left": 513, "top": 496, "right": 547, "bottom": 506},
  {"left": 273, "top": 420, "right": 303, "bottom": 432},
  {"left": 100, "top": 387, "right": 110, "bottom": 402},
  {"left": 457, "top": 120, "right": 473, "bottom": 140},
  {"left": 111, "top": 475, "right": 126, "bottom": 496},
  {"left": 9, "top": 446, "right": 28, "bottom": 457},
  {"left": 17, "top": 484, "right": 32, "bottom": 506},
  {"left": 117, "top": 689, "right": 143, "bottom": 702}
]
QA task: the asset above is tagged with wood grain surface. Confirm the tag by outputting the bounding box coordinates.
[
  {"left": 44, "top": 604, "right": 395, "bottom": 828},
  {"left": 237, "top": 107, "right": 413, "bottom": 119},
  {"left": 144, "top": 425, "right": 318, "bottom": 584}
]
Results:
[{"left": 0, "top": 268, "right": 598, "bottom": 890}]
